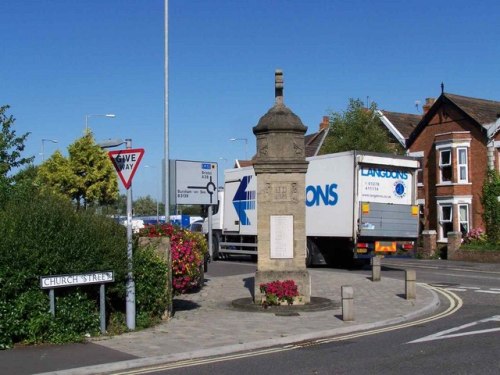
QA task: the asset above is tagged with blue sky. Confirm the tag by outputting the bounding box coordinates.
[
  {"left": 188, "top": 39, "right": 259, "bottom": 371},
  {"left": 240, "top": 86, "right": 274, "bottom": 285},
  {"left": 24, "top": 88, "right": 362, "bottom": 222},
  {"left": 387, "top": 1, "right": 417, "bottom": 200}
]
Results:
[{"left": 2, "top": 0, "right": 500, "bottom": 200}]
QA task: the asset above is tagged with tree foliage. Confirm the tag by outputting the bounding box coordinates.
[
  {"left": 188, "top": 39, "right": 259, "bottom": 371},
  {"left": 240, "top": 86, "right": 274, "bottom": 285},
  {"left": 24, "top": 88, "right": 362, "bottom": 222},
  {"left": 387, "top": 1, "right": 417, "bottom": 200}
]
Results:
[
  {"left": 320, "top": 99, "right": 404, "bottom": 155},
  {"left": 37, "top": 133, "right": 119, "bottom": 209},
  {"left": 0, "top": 105, "right": 34, "bottom": 202},
  {"left": 134, "top": 195, "right": 160, "bottom": 216},
  {"left": 481, "top": 169, "right": 500, "bottom": 244}
]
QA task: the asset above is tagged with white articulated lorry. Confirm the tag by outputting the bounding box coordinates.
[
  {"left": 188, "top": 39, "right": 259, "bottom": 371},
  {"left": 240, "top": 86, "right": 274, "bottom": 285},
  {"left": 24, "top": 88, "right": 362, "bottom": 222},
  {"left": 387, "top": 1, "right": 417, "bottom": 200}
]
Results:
[{"left": 204, "top": 151, "right": 420, "bottom": 266}]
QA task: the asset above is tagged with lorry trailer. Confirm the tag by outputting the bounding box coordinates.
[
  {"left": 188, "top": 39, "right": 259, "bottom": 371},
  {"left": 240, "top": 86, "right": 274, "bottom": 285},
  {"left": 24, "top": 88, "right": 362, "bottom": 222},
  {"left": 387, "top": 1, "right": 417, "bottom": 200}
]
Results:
[{"left": 204, "top": 150, "right": 420, "bottom": 266}]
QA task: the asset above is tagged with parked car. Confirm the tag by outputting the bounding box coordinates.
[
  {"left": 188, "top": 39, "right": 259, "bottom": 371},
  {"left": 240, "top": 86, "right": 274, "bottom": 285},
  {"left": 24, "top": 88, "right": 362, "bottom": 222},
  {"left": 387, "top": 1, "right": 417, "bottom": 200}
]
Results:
[{"left": 120, "top": 218, "right": 145, "bottom": 233}]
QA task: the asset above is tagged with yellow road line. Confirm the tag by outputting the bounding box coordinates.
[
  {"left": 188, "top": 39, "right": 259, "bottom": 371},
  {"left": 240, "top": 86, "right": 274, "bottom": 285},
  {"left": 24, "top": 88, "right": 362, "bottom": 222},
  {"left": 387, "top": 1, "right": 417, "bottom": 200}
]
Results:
[{"left": 110, "top": 285, "right": 462, "bottom": 374}]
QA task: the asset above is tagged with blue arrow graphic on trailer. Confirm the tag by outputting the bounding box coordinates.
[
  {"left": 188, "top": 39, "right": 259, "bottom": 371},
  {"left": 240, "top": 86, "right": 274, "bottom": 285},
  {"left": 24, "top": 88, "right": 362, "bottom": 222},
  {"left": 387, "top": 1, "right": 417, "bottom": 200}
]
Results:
[{"left": 232, "top": 176, "right": 256, "bottom": 225}]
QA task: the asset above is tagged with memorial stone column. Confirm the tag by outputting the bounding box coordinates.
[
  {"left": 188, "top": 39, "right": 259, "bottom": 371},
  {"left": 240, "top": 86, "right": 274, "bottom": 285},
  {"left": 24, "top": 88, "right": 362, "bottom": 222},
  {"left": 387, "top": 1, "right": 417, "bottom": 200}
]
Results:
[{"left": 253, "top": 70, "right": 311, "bottom": 304}]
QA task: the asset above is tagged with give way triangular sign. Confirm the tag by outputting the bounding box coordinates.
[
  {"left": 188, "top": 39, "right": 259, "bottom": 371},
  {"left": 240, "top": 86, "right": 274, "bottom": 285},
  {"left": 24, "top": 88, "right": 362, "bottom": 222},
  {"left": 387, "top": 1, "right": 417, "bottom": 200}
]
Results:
[{"left": 108, "top": 148, "right": 145, "bottom": 189}]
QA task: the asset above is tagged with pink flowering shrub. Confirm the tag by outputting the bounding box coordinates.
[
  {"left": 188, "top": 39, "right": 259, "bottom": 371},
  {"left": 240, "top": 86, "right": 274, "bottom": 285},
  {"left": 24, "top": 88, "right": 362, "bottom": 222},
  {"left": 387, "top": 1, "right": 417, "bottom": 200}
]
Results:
[
  {"left": 259, "top": 279, "right": 299, "bottom": 307},
  {"left": 463, "top": 228, "right": 488, "bottom": 244},
  {"left": 139, "top": 224, "right": 206, "bottom": 294}
]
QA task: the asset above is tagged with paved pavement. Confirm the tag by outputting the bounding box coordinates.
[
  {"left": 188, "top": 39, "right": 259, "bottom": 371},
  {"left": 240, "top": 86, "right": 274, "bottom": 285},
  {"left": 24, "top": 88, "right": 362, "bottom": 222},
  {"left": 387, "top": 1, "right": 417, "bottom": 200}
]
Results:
[{"left": 21, "top": 267, "right": 440, "bottom": 375}]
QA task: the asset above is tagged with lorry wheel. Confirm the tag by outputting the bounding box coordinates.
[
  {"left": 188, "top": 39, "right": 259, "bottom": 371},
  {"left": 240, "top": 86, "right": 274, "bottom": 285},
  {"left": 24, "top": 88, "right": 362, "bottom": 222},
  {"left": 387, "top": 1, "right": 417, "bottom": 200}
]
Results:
[{"left": 212, "top": 233, "right": 220, "bottom": 261}]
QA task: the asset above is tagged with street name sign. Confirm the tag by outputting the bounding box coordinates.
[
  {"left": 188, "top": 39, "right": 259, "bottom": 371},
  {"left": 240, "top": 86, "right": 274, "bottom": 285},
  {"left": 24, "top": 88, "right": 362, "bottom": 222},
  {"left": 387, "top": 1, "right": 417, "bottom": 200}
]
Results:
[
  {"left": 170, "top": 160, "right": 218, "bottom": 205},
  {"left": 108, "top": 148, "right": 145, "bottom": 189},
  {"left": 40, "top": 271, "right": 114, "bottom": 289}
]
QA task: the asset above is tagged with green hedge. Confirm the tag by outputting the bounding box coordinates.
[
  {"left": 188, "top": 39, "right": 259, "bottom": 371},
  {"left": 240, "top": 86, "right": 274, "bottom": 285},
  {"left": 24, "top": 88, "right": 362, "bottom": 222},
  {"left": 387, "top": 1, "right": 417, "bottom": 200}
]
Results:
[{"left": 0, "top": 186, "right": 168, "bottom": 348}]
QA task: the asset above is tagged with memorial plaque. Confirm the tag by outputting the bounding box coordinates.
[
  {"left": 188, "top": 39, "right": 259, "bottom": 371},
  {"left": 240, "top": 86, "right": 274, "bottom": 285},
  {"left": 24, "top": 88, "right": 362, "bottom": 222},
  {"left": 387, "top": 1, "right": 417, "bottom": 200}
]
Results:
[{"left": 270, "top": 215, "right": 293, "bottom": 259}]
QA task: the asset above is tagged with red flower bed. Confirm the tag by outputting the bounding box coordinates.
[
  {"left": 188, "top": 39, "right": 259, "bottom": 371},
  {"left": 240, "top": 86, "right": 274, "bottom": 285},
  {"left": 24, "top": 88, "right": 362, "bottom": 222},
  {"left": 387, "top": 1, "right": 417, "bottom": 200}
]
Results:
[
  {"left": 139, "top": 224, "right": 205, "bottom": 294},
  {"left": 259, "top": 279, "right": 299, "bottom": 306}
]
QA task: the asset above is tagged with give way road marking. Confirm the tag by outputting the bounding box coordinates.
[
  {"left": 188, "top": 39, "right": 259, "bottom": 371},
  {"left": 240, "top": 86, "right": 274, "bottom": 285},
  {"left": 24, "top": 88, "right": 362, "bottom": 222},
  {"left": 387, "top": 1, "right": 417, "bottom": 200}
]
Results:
[{"left": 409, "top": 315, "right": 500, "bottom": 343}]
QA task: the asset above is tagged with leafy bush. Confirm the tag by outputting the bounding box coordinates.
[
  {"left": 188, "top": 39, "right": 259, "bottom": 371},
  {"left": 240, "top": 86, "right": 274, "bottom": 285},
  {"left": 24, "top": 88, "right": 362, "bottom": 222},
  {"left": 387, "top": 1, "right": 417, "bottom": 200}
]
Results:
[
  {"left": 461, "top": 227, "right": 500, "bottom": 251},
  {"left": 133, "top": 244, "right": 169, "bottom": 328},
  {"left": 463, "top": 228, "right": 487, "bottom": 244},
  {"left": 0, "top": 185, "right": 167, "bottom": 348},
  {"left": 0, "top": 187, "right": 126, "bottom": 348},
  {"left": 139, "top": 224, "right": 207, "bottom": 294}
]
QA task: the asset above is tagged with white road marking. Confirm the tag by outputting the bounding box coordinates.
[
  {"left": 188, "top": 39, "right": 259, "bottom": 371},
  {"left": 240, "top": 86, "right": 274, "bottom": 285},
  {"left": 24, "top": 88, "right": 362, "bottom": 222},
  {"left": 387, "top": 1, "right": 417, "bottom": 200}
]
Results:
[
  {"left": 382, "top": 262, "right": 500, "bottom": 276},
  {"left": 437, "top": 272, "right": 500, "bottom": 281},
  {"left": 444, "top": 286, "right": 500, "bottom": 294},
  {"left": 409, "top": 315, "right": 500, "bottom": 343},
  {"left": 475, "top": 290, "right": 500, "bottom": 294}
]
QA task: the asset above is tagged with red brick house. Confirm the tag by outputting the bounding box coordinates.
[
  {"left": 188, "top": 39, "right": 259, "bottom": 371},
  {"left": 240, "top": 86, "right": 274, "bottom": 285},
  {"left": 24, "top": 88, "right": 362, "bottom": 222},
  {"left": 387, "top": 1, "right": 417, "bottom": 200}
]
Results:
[{"left": 406, "top": 93, "right": 500, "bottom": 243}]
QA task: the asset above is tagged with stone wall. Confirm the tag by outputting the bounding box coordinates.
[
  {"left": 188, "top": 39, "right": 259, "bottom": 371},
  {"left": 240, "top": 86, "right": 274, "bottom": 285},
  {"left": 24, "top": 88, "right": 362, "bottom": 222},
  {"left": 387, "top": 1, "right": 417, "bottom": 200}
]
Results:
[{"left": 448, "top": 249, "right": 500, "bottom": 263}]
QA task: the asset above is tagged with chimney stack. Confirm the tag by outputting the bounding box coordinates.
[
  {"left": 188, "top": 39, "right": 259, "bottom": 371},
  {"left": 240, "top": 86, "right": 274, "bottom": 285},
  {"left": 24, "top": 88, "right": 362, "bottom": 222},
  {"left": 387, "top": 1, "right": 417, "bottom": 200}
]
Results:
[
  {"left": 319, "top": 116, "right": 329, "bottom": 131},
  {"left": 423, "top": 98, "right": 435, "bottom": 114}
]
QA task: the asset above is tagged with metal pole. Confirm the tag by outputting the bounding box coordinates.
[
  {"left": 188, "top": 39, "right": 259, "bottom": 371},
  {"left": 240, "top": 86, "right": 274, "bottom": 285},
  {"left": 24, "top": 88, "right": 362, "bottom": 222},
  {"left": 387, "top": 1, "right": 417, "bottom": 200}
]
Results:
[
  {"left": 164, "top": 0, "right": 170, "bottom": 220},
  {"left": 208, "top": 205, "right": 213, "bottom": 259},
  {"left": 125, "top": 138, "right": 136, "bottom": 330},
  {"left": 100, "top": 284, "right": 106, "bottom": 334},
  {"left": 164, "top": 0, "right": 173, "bottom": 319},
  {"left": 49, "top": 289, "right": 55, "bottom": 317}
]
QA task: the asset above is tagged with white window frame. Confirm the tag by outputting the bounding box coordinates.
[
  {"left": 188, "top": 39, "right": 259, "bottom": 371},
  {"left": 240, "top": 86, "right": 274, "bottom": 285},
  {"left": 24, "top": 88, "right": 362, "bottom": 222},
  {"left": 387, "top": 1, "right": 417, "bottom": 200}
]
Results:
[
  {"left": 435, "top": 137, "right": 471, "bottom": 185},
  {"left": 439, "top": 149, "right": 452, "bottom": 184},
  {"left": 438, "top": 204, "right": 453, "bottom": 241},
  {"left": 436, "top": 196, "right": 472, "bottom": 242},
  {"left": 457, "top": 147, "right": 468, "bottom": 183},
  {"left": 458, "top": 204, "right": 469, "bottom": 235}
]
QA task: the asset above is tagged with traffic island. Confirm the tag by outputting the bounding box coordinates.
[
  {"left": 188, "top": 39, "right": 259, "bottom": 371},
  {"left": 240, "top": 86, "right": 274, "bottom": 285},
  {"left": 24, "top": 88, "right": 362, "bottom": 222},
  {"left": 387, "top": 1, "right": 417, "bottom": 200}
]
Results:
[{"left": 231, "top": 296, "right": 339, "bottom": 313}]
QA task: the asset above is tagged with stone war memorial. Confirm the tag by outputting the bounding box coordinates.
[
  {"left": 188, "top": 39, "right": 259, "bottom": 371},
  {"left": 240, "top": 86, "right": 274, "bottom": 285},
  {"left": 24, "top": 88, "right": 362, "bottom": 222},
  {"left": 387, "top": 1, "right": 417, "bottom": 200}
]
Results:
[{"left": 253, "top": 69, "right": 311, "bottom": 305}]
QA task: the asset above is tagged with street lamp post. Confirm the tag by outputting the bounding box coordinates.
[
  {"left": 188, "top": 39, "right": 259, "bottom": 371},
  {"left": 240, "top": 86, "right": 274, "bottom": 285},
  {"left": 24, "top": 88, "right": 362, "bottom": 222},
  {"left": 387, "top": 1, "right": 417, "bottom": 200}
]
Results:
[
  {"left": 229, "top": 138, "right": 248, "bottom": 160},
  {"left": 41, "top": 139, "right": 58, "bottom": 162},
  {"left": 85, "top": 113, "right": 116, "bottom": 133}
]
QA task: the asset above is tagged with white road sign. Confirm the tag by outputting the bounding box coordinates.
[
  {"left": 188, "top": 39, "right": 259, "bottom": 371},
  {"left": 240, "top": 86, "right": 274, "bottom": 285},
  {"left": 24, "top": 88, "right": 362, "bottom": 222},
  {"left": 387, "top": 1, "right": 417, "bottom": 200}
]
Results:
[
  {"left": 40, "top": 271, "right": 114, "bottom": 289},
  {"left": 171, "top": 160, "right": 218, "bottom": 205}
]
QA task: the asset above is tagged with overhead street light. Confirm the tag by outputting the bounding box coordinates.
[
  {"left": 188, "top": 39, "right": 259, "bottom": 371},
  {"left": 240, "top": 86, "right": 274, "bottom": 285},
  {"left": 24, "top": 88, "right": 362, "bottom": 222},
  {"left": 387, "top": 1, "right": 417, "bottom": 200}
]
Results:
[
  {"left": 41, "top": 138, "right": 58, "bottom": 162},
  {"left": 229, "top": 137, "right": 248, "bottom": 160},
  {"left": 85, "top": 113, "right": 116, "bottom": 133},
  {"left": 97, "top": 138, "right": 129, "bottom": 149}
]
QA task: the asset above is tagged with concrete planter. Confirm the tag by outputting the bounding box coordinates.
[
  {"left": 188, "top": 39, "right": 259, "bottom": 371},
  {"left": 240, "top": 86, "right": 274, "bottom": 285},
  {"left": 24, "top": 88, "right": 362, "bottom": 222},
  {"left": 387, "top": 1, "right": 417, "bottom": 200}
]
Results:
[{"left": 260, "top": 295, "right": 305, "bottom": 306}]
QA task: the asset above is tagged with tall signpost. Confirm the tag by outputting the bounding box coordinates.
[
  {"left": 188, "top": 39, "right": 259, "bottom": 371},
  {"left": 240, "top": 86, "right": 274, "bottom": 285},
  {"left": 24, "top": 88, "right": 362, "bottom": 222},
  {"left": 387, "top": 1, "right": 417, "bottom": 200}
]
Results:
[
  {"left": 170, "top": 160, "right": 218, "bottom": 259},
  {"left": 108, "top": 142, "right": 144, "bottom": 330}
]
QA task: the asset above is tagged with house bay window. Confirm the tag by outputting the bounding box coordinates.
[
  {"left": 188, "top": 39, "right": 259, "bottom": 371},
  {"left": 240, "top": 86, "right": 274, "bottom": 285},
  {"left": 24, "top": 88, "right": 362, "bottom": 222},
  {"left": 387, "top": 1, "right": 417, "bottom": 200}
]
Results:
[
  {"left": 439, "top": 149, "right": 452, "bottom": 183},
  {"left": 439, "top": 204, "right": 453, "bottom": 239},
  {"left": 436, "top": 197, "right": 472, "bottom": 241},
  {"left": 459, "top": 204, "right": 469, "bottom": 235},
  {"left": 435, "top": 136, "right": 471, "bottom": 185},
  {"left": 457, "top": 148, "right": 468, "bottom": 183}
]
